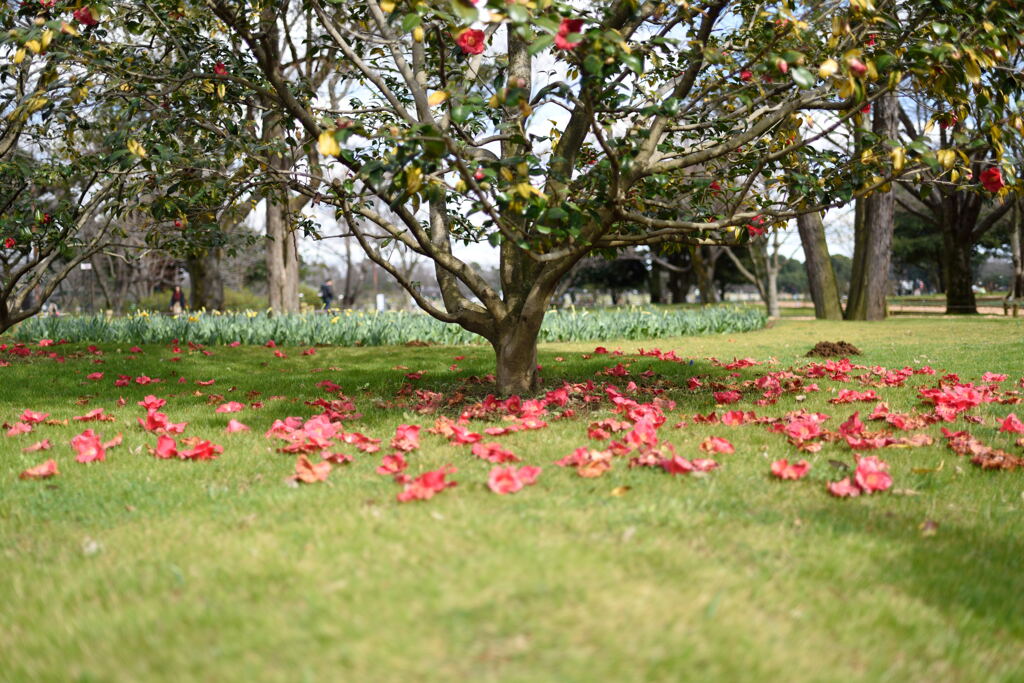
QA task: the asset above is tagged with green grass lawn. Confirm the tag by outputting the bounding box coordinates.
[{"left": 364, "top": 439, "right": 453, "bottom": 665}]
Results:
[{"left": 3, "top": 318, "right": 1024, "bottom": 681}]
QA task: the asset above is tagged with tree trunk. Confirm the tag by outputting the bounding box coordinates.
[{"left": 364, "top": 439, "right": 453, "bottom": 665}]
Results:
[
  {"left": 796, "top": 211, "right": 843, "bottom": 319},
  {"left": 765, "top": 267, "right": 780, "bottom": 318},
  {"left": 1008, "top": 200, "right": 1023, "bottom": 317},
  {"left": 846, "top": 91, "right": 897, "bottom": 321},
  {"left": 493, "top": 314, "right": 544, "bottom": 396},
  {"left": 186, "top": 249, "right": 225, "bottom": 310},
  {"left": 264, "top": 114, "right": 300, "bottom": 315},
  {"left": 941, "top": 209, "right": 977, "bottom": 314},
  {"left": 649, "top": 259, "right": 664, "bottom": 304},
  {"left": 265, "top": 199, "right": 299, "bottom": 314},
  {"left": 692, "top": 246, "right": 720, "bottom": 304},
  {"left": 666, "top": 252, "right": 691, "bottom": 303}
]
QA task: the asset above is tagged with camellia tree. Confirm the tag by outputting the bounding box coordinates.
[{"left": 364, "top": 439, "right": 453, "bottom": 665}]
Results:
[
  {"left": 200, "top": 0, "right": 1024, "bottom": 393},
  {"left": 12, "top": 0, "right": 1024, "bottom": 393}
]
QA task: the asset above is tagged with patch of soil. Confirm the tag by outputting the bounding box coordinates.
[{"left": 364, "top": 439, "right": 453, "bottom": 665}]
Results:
[
  {"left": 404, "top": 340, "right": 431, "bottom": 347},
  {"left": 805, "top": 340, "right": 862, "bottom": 358}
]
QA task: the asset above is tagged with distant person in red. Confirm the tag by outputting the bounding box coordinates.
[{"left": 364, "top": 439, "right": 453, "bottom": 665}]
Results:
[{"left": 170, "top": 285, "right": 186, "bottom": 315}]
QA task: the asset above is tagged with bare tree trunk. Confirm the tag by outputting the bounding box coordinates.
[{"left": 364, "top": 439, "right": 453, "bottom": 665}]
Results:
[
  {"left": 796, "top": 211, "right": 843, "bottom": 319},
  {"left": 665, "top": 251, "right": 691, "bottom": 303},
  {"left": 846, "top": 91, "right": 897, "bottom": 321},
  {"left": 264, "top": 115, "right": 300, "bottom": 315},
  {"left": 692, "top": 246, "right": 720, "bottom": 304},
  {"left": 649, "top": 259, "right": 664, "bottom": 304},
  {"left": 941, "top": 207, "right": 978, "bottom": 315},
  {"left": 265, "top": 199, "right": 299, "bottom": 314},
  {"left": 493, "top": 317, "right": 542, "bottom": 396},
  {"left": 1007, "top": 200, "right": 1023, "bottom": 317},
  {"left": 186, "top": 249, "right": 225, "bottom": 310}
]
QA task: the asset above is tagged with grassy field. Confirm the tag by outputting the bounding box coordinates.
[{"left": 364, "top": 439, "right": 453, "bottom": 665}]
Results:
[{"left": 2, "top": 317, "right": 1024, "bottom": 681}]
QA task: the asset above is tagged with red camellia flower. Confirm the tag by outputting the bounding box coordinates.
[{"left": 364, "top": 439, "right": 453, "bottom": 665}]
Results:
[
  {"left": 554, "top": 18, "right": 584, "bottom": 50},
  {"left": 214, "top": 62, "right": 228, "bottom": 76},
  {"left": 472, "top": 441, "right": 520, "bottom": 463},
  {"left": 999, "top": 413, "right": 1024, "bottom": 434},
  {"left": 73, "top": 5, "right": 99, "bottom": 26},
  {"left": 20, "top": 409, "right": 49, "bottom": 424},
  {"left": 397, "top": 466, "right": 457, "bottom": 502},
  {"left": 847, "top": 58, "right": 867, "bottom": 76},
  {"left": 456, "top": 28, "right": 486, "bottom": 55},
  {"left": 827, "top": 477, "right": 861, "bottom": 498},
  {"left": 19, "top": 459, "right": 58, "bottom": 480},
  {"left": 740, "top": 70, "right": 753, "bottom": 81},
  {"left": 854, "top": 455, "right": 892, "bottom": 493},
  {"left": 72, "top": 429, "right": 106, "bottom": 463},
  {"left": 3, "top": 237, "right": 14, "bottom": 249},
  {"left": 487, "top": 465, "right": 541, "bottom": 494},
  {"left": 390, "top": 424, "right": 421, "bottom": 453},
  {"left": 225, "top": 419, "right": 250, "bottom": 433},
  {"left": 770, "top": 458, "right": 810, "bottom": 480},
  {"left": 700, "top": 436, "right": 734, "bottom": 454},
  {"left": 179, "top": 440, "right": 223, "bottom": 461},
  {"left": 980, "top": 167, "right": 1005, "bottom": 193},
  {"left": 376, "top": 453, "right": 408, "bottom": 476}
]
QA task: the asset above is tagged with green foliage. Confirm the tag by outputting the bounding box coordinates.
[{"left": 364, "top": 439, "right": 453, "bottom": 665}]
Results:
[
  {"left": 11, "top": 306, "right": 766, "bottom": 347},
  {"left": 134, "top": 287, "right": 271, "bottom": 313}
]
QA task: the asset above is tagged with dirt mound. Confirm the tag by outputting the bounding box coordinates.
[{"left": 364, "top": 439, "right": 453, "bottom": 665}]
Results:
[{"left": 805, "top": 340, "right": 862, "bottom": 358}]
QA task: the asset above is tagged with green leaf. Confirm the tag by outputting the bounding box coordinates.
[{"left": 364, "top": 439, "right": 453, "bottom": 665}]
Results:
[
  {"left": 449, "top": 0, "right": 478, "bottom": 24},
  {"left": 450, "top": 105, "right": 470, "bottom": 123},
  {"left": 401, "top": 13, "right": 421, "bottom": 31},
  {"left": 584, "top": 54, "right": 603, "bottom": 75},
  {"left": 528, "top": 34, "right": 554, "bottom": 55},
  {"left": 791, "top": 67, "right": 815, "bottom": 89},
  {"left": 621, "top": 53, "right": 643, "bottom": 75},
  {"left": 508, "top": 4, "right": 529, "bottom": 23}
]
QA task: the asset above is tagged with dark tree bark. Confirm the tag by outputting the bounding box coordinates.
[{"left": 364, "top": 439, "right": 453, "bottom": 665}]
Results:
[
  {"left": 665, "top": 251, "right": 692, "bottom": 303},
  {"left": 940, "top": 194, "right": 980, "bottom": 314},
  {"left": 186, "top": 248, "right": 225, "bottom": 311},
  {"left": 1006, "top": 200, "right": 1023, "bottom": 317},
  {"left": 692, "top": 246, "right": 721, "bottom": 304},
  {"left": 846, "top": 91, "right": 898, "bottom": 321},
  {"left": 649, "top": 259, "right": 664, "bottom": 304},
  {"left": 796, "top": 211, "right": 843, "bottom": 319}
]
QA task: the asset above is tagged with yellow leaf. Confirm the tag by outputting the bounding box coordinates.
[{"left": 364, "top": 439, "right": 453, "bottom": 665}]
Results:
[
  {"left": 488, "top": 94, "right": 501, "bottom": 108},
  {"left": 127, "top": 139, "right": 147, "bottom": 158},
  {"left": 837, "top": 77, "right": 855, "bottom": 99},
  {"left": 41, "top": 29, "right": 53, "bottom": 51},
  {"left": 380, "top": 0, "right": 395, "bottom": 12},
  {"left": 890, "top": 147, "right": 905, "bottom": 173},
  {"left": 964, "top": 59, "right": 981, "bottom": 85},
  {"left": 937, "top": 148, "right": 955, "bottom": 169},
  {"left": 514, "top": 182, "right": 546, "bottom": 200},
  {"left": 13, "top": 48, "right": 25, "bottom": 64},
  {"left": 25, "top": 40, "right": 41, "bottom": 54},
  {"left": 500, "top": 167, "right": 514, "bottom": 182},
  {"left": 406, "top": 166, "right": 422, "bottom": 194},
  {"left": 317, "top": 130, "right": 340, "bottom": 157},
  {"left": 818, "top": 58, "right": 838, "bottom": 79},
  {"left": 412, "top": 26, "right": 424, "bottom": 42},
  {"left": 427, "top": 90, "right": 448, "bottom": 106},
  {"left": 216, "top": 82, "right": 225, "bottom": 99},
  {"left": 60, "top": 22, "right": 78, "bottom": 36},
  {"left": 610, "top": 486, "right": 631, "bottom": 497},
  {"left": 26, "top": 96, "right": 47, "bottom": 113}
]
